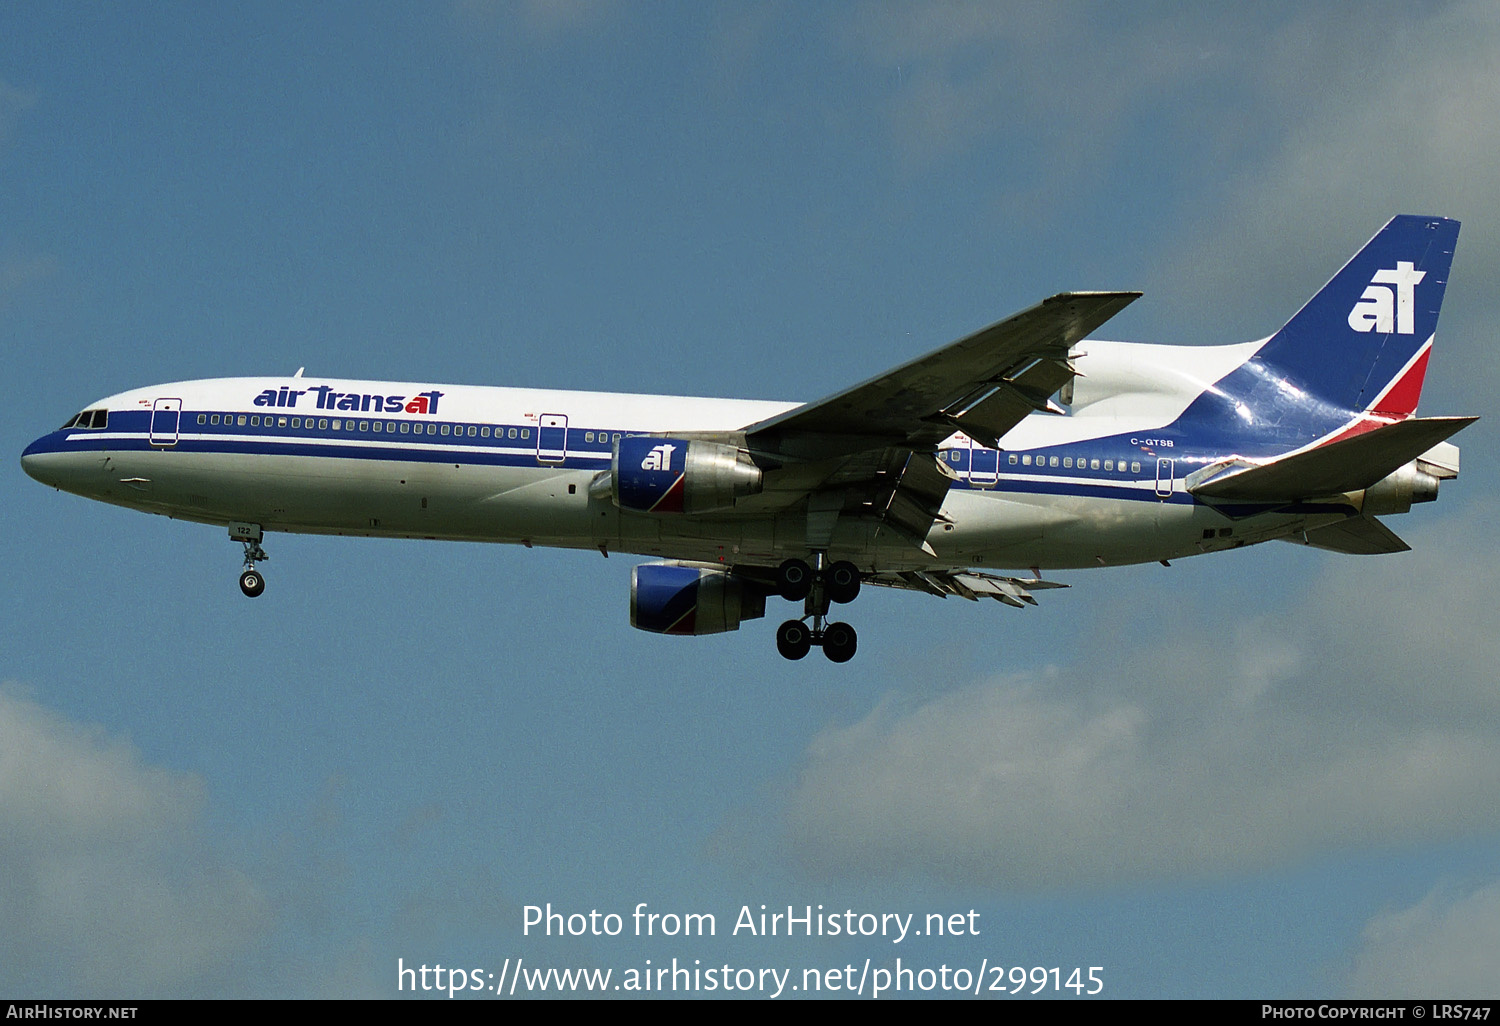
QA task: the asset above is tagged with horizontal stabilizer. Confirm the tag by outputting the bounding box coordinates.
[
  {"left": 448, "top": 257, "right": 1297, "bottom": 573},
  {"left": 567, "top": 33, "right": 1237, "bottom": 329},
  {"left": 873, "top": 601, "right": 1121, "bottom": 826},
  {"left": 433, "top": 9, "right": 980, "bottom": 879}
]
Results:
[
  {"left": 1188, "top": 416, "right": 1476, "bottom": 501},
  {"left": 1289, "top": 515, "right": 1410, "bottom": 555}
]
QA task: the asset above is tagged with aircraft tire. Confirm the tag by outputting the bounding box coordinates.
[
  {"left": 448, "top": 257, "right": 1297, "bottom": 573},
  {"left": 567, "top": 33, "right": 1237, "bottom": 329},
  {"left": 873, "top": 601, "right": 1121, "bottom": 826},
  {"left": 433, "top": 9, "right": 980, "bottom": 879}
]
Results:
[
  {"left": 822, "top": 622, "right": 857, "bottom": 663},
  {"left": 776, "top": 619, "right": 812, "bottom": 660},
  {"left": 776, "top": 558, "right": 813, "bottom": 601},
  {"left": 825, "top": 561, "right": 861, "bottom": 604},
  {"left": 239, "top": 569, "right": 266, "bottom": 598}
]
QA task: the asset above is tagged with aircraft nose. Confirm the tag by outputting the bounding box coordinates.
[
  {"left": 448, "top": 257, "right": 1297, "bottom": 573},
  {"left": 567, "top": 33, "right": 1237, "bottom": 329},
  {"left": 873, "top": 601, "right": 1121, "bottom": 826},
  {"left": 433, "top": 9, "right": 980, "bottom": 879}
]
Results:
[
  {"left": 21, "top": 437, "right": 54, "bottom": 485},
  {"left": 20, "top": 434, "right": 79, "bottom": 490}
]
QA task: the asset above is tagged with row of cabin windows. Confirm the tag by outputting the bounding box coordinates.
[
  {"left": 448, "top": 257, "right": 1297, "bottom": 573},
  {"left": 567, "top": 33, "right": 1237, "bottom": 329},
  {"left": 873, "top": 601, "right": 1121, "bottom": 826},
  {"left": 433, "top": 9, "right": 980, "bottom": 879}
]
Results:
[
  {"left": 197, "top": 413, "right": 534, "bottom": 437},
  {"left": 947, "top": 449, "right": 1143, "bottom": 475},
  {"left": 194, "top": 413, "right": 625, "bottom": 446}
]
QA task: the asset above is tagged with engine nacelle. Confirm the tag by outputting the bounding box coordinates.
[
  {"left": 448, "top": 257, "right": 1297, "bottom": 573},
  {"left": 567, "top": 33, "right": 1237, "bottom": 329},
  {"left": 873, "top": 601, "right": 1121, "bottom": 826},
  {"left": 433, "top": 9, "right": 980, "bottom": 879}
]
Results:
[
  {"left": 612, "top": 436, "right": 762, "bottom": 514},
  {"left": 630, "top": 563, "right": 766, "bottom": 635},
  {"left": 1360, "top": 461, "right": 1441, "bottom": 515}
]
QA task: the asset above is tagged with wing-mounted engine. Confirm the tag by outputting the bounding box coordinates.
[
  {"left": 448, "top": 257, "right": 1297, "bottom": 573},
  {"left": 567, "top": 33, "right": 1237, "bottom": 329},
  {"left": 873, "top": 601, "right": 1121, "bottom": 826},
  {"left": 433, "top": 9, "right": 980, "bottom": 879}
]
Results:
[
  {"left": 610, "top": 436, "right": 763, "bottom": 514},
  {"left": 630, "top": 563, "right": 767, "bottom": 635}
]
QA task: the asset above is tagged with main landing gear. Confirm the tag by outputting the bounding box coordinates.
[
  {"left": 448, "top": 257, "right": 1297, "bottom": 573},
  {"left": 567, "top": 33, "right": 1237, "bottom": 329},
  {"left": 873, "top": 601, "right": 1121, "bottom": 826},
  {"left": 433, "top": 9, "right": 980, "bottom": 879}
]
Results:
[
  {"left": 774, "top": 555, "right": 861, "bottom": 663},
  {"left": 230, "top": 522, "right": 268, "bottom": 598}
]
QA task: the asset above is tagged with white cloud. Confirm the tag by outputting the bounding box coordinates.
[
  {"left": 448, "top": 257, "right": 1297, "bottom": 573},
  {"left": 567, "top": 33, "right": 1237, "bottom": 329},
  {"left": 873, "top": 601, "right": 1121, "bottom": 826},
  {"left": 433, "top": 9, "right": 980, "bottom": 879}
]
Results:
[
  {"left": 783, "top": 512, "right": 1500, "bottom": 887},
  {"left": 0, "top": 689, "right": 269, "bottom": 995},
  {"left": 1132, "top": 2, "right": 1500, "bottom": 343},
  {"left": 1346, "top": 880, "right": 1500, "bottom": 997}
]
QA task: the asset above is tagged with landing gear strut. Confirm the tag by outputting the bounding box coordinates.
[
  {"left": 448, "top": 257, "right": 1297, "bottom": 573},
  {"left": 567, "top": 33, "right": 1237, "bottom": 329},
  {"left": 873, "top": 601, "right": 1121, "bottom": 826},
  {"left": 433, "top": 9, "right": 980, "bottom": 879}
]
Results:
[
  {"left": 774, "top": 554, "right": 860, "bottom": 662},
  {"left": 230, "top": 522, "right": 268, "bottom": 598}
]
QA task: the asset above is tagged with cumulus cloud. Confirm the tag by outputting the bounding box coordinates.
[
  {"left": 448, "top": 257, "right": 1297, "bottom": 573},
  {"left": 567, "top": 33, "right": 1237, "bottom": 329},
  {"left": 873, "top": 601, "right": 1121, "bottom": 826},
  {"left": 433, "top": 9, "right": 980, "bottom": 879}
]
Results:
[
  {"left": 1346, "top": 880, "right": 1500, "bottom": 997},
  {"left": 0, "top": 689, "right": 269, "bottom": 995},
  {"left": 783, "top": 511, "right": 1500, "bottom": 888},
  {"left": 1129, "top": 2, "right": 1500, "bottom": 344},
  {"left": 838, "top": 3, "right": 1272, "bottom": 191}
]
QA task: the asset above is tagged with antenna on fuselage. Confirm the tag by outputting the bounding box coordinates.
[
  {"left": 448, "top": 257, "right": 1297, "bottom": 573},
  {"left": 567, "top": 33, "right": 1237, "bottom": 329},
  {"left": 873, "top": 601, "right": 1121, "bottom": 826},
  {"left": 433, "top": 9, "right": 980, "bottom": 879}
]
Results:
[{"left": 294, "top": 367, "right": 305, "bottom": 378}]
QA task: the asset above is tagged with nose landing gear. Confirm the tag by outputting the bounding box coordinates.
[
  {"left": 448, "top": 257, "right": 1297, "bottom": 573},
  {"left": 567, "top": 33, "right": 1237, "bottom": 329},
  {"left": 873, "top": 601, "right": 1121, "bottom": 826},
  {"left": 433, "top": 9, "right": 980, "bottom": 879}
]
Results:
[
  {"left": 774, "top": 554, "right": 861, "bottom": 662},
  {"left": 230, "top": 522, "right": 268, "bottom": 598},
  {"left": 239, "top": 566, "right": 266, "bottom": 598}
]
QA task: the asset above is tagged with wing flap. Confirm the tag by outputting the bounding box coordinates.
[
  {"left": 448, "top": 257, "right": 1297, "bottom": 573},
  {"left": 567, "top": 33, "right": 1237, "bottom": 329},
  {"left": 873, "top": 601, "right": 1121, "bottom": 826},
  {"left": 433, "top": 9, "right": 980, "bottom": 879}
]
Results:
[
  {"left": 877, "top": 450, "right": 955, "bottom": 540},
  {"left": 865, "top": 569, "right": 1067, "bottom": 607}
]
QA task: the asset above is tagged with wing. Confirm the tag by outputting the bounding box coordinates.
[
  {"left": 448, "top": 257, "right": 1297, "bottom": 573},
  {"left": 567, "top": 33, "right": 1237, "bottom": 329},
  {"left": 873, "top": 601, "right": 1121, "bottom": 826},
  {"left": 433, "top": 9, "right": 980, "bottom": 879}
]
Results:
[
  {"left": 864, "top": 569, "right": 1069, "bottom": 608},
  {"left": 742, "top": 291, "right": 1141, "bottom": 458},
  {"left": 737, "top": 291, "right": 1140, "bottom": 553}
]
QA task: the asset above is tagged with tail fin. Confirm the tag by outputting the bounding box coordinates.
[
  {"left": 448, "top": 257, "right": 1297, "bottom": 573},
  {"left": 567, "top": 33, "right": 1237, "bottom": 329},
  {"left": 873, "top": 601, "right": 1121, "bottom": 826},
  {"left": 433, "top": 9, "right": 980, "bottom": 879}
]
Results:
[{"left": 1252, "top": 215, "right": 1459, "bottom": 417}]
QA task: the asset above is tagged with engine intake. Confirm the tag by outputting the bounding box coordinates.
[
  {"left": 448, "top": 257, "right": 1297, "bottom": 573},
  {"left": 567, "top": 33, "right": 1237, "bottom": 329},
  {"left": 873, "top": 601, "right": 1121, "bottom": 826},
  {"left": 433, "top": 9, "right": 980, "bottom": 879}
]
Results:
[
  {"left": 612, "top": 436, "right": 762, "bottom": 514},
  {"left": 630, "top": 563, "right": 766, "bottom": 635}
]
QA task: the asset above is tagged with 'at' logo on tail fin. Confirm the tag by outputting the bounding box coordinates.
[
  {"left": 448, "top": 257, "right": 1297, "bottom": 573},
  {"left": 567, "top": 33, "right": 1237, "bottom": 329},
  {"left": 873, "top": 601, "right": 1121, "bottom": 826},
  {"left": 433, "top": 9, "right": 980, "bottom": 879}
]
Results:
[{"left": 1347, "top": 261, "right": 1426, "bottom": 334}]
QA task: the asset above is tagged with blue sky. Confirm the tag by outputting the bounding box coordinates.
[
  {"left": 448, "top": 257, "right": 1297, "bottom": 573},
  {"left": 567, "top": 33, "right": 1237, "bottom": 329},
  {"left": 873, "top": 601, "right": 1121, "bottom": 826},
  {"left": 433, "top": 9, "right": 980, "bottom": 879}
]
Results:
[{"left": 3, "top": 2, "right": 1498, "bottom": 999}]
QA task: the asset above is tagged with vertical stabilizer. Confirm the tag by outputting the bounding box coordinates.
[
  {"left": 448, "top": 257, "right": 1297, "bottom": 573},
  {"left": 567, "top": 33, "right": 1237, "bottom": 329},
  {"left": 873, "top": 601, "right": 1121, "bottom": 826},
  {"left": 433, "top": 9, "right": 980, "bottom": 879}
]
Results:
[{"left": 1252, "top": 215, "right": 1459, "bottom": 417}]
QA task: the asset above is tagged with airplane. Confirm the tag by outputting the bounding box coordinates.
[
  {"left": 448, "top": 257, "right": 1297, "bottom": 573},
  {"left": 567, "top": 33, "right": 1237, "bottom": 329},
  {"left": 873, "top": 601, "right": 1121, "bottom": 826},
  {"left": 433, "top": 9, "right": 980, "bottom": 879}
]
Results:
[{"left": 21, "top": 215, "right": 1474, "bottom": 662}]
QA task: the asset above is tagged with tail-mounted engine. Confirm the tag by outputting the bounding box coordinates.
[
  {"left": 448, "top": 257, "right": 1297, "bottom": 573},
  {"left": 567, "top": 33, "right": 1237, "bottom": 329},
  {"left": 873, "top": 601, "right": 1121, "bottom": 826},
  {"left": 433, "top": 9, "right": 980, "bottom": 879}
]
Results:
[
  {"left": 611, "top": 436, "right": 762, "bottom": 514},
  {"left": 630, "top": 563, "right": 766, "bottom": 635},
  {"left": 1360, "top": 461, "right": 1443, "bottom": 515}
]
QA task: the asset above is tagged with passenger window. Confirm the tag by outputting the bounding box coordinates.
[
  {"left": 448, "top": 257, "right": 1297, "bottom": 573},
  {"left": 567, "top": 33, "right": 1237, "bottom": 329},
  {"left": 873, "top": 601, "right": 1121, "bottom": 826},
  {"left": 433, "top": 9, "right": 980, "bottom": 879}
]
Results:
[
  {"left": 238, "top": 415, "right": 247, "bottom": 426},
  {"left": 508, "top": 428, "right": 517, "bottom": 439},
  {"left": 318, "top": 419, "right": 328, "bottom": 430},
  {"left": 211, "top": 414, "right": 220, "bottom": 425},
  {"left": 291, "top": 418, "right": 300, "bottom": 428},
  {"left": 1104, "top": 459, "right": 1113, "bottom": 471},
  {"left": 521, "top": 429, "right": 530, "bottom": 439},
  {"left": 197, "top": 414, "right": 206, "bottom": 425},
  {"left": 467, "top": 425, "right": 476, "bottom": 437},
  {"left": 1090, "top": 459, "right": 1100, "bottom": 470},
  {"left": 1063, "top": 457, "right": 1072, "bottom": 468},
  {"left": 1130, "top": 461, "right": 1140, "bottom": 473},
  {"left": 481, "top": 426, "right": 490, "bottom": 437},
  {"left": 279, "top": 417, "right": 288, "bottom": 428},
  {"left": 1049, "top": 456, "right": 1059, "bottom": 467}
]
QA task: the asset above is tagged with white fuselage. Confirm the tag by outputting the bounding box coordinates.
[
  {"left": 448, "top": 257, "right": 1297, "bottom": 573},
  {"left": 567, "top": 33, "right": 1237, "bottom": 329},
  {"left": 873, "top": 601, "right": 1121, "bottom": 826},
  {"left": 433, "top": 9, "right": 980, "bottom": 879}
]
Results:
[{"left": 20, "top": 345, "right": 1341, "bottom": 575}]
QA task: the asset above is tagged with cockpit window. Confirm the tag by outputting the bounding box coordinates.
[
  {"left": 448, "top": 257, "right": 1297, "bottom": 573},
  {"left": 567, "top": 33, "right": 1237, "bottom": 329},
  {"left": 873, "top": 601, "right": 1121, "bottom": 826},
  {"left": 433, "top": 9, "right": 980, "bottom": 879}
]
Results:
[{"left": 60, "top": 409, "right": 108, "bottom": 430}]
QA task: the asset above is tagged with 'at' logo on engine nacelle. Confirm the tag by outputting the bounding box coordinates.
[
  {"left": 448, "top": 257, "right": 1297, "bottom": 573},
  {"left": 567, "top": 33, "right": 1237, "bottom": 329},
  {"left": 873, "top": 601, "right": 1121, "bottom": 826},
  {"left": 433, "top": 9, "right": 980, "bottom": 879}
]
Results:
[{"left": 641, "top": 443, "right": 677, "bottom": 471}]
